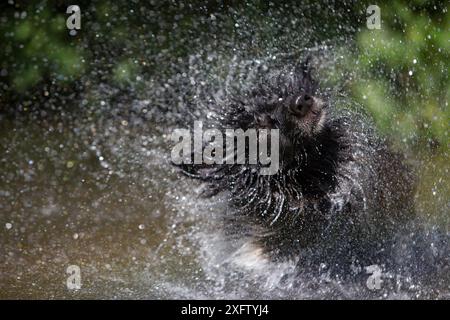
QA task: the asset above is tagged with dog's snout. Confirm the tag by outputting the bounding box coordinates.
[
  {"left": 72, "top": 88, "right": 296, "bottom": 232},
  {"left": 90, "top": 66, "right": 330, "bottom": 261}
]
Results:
[
  {"left": 302, "top": 94, "right": 312, "bottom": 102},
  {"left": 289, "top": 94, "right": 313, "bottom": 117}
]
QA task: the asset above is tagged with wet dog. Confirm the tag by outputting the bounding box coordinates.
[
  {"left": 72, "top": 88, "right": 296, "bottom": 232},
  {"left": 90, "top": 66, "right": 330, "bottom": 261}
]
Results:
[{"left": 177, "top": 60, "right": 417, "bottom": 273}]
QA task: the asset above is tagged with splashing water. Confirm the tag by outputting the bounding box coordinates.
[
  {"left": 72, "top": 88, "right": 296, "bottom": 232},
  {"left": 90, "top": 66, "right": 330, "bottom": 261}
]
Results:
[{"left": 0, "top": 2, "right": 448, "bottom": 299}]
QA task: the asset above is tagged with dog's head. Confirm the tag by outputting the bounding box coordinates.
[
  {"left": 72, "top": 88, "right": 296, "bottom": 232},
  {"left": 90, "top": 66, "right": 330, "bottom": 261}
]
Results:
[{"left": 225, "top": 60, "right": 328, "bottom": 165}]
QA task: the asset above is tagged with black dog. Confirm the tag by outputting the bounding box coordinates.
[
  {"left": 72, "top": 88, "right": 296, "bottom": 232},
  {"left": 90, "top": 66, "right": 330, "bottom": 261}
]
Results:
[{"left": 177, "top": 60, "right": 417, "bottom": 273}]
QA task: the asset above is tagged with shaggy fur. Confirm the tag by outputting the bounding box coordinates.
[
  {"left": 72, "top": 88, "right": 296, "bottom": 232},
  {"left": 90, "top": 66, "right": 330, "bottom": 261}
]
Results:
[{"left": 178, "top": 60, "right": 416, "bottom": 271}]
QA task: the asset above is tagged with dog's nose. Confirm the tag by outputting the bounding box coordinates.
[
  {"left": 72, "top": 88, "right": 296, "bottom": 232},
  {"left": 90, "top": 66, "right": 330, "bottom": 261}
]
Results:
[{"left": 289, "top": 94, "right": 313, "bottom": 117}]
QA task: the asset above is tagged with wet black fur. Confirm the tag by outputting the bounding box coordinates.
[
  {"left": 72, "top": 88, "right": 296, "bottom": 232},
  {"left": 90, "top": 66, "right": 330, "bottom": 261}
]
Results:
[{"left": 177, "top": 60, "right": 417, "bottom": 271}]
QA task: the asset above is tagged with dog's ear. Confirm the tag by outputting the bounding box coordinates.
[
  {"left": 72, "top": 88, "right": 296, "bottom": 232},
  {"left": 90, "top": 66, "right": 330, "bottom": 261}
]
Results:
[
  {"left": 297, "top": 56, "right": 317, "bottom": 94},
  {"left": 172, "top": 147, "right": 228, "bottom": 182},
  {"left": 174, "top": 161, "right": 223, "bottom": 181}
]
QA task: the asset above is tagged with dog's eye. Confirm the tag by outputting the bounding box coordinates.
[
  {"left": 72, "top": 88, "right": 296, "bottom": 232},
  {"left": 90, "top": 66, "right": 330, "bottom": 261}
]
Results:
[{"left": 254, "top": 96, "right": 278, "bottom": 112}]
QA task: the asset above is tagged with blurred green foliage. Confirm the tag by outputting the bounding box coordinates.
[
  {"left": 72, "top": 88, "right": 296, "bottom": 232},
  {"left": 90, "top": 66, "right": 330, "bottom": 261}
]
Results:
[
  {"left": 349, "top": 0, "right": 448, "bottom": 153},
  {"left": 0, "top": 3, "right": 85, "bottom": 91}
]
